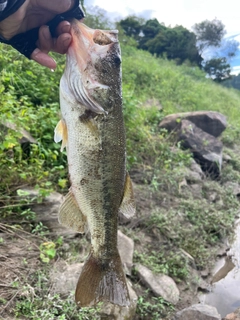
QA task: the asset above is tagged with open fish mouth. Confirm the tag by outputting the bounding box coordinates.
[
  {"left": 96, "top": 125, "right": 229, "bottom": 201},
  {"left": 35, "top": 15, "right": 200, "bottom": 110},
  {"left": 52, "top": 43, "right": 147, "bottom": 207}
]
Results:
[{"left": 60, "top": 20, "right": 121, "bottom": 114}]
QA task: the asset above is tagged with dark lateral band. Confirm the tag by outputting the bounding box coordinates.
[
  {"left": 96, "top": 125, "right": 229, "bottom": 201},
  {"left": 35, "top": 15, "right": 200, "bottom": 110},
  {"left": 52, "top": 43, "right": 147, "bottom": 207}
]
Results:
[{"left": 0, "top": 0, "right": 85, "bottom": 59}]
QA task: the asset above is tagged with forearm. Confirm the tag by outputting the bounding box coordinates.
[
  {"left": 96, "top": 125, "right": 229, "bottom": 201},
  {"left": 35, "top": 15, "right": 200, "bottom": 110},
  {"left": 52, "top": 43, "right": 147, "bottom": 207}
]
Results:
[{"left": 0, "top": 0, "right": 26, "bottom": 22}]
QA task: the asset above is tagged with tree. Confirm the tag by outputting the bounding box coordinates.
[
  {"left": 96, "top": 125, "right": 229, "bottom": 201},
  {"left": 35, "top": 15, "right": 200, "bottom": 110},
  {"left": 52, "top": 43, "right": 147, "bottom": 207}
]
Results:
[
  {"left": 141, "top": 25, "right": 202, "bottom": 66},
  {"left": 119, "top": 16, "right": 145, "bottom": 39},
  {"left": 192, "top": 18, "right": 239, "bottom": 81},
  {"left": 138, "top": 19, "right": 166, "bottom": 50},
  {"left": 83, "top": 6, "right": 114, "bottom": 30},
  {"left": 203, "top": 58, "right": 231, "bottom": 82},
  {"left": 192, "top": 19, "right": 226, "bottom": 53}
]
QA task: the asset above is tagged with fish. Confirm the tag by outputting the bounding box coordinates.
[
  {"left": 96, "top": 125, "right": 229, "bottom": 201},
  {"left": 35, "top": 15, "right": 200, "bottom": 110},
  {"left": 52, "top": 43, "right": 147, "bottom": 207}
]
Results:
[{"left": 54, "top": 19, "right": 136, "bottom": 307}]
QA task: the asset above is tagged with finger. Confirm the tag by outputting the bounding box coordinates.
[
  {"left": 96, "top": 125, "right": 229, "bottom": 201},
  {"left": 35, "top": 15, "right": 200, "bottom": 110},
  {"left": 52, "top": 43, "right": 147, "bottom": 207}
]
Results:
[
  {"left": 56, "top": 21, "right": 71, "bottom": 36},
  {"left": 38, "top": 25, "right": 54, "bottom": 53},
  {"left": 53, "top": 33, "right": 72, "bottom": 54},
  {"left": 31, "top": 48, "right": 57, "bottom": 69}
]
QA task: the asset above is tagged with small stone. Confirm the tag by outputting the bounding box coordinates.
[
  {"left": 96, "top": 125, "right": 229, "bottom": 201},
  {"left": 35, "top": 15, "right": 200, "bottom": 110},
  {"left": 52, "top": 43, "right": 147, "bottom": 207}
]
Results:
[
  {"left": 118, "top": 230, "right": 134, "bottom": 275},
  {"left": 174, "top": 304, "right": 221, "bottom": 320},
  {"left": 136, "top": 264, "right": 179, "bottom": 304},
  {"left": 190, "top": 159, "right": 205, "bottom": 178},
  {"left": 223, "top": 153, "right": 232, "bottom": 161}
]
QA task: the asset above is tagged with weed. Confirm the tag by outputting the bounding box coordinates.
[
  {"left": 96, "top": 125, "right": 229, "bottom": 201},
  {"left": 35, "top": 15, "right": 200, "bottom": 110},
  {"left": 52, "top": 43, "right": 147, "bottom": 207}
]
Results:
[
  {"left": 136, "top": 290, "right": 174, "bottom": 320},
  {"left": 15, "top": 292, "right": 102, "bottom": 320}
]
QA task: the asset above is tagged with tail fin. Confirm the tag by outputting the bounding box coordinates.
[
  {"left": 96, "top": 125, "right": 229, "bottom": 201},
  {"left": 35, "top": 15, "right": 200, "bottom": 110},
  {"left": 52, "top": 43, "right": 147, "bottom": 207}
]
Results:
[{"left": 75, "top": 251, "right": 130, "bottom": 307}]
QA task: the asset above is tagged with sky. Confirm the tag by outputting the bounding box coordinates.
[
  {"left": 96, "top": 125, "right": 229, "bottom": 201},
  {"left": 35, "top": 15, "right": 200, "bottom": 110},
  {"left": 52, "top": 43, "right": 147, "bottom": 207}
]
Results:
[
  {"left": 86, "top": 0, "right": 240, "bottom": 36},
  {"left": 85, "top": 0, "right": 240, "bottom": 73}
]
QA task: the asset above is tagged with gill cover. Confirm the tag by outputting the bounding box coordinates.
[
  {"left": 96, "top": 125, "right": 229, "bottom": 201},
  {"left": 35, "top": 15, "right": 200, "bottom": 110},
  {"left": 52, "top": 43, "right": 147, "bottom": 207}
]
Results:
[{"left": 63, "top": 21, "right": 119, "bottom": 114}]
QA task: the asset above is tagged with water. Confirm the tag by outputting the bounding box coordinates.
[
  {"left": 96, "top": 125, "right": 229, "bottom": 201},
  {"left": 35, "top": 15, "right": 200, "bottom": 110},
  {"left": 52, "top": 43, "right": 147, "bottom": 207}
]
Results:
[{"left": 199, "top": 221, "right": 240, "bottom": 317}]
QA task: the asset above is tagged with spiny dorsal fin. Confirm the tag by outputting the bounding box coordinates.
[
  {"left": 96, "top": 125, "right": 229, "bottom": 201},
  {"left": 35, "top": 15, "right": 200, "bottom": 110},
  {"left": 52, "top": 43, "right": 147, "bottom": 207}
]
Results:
[
  {"left": 119, "top": 172, "right": 136, "bottom": 219},
  {"left": 54, "top": 119, "right": 68, "bottom": 151},
  {"left": 59, "top": 190, "right": 87, "bottom": 233}
]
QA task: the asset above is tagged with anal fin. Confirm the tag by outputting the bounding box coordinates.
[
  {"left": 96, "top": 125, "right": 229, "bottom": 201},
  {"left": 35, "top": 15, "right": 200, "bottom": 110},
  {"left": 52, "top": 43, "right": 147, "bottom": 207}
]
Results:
[
  {"left": 119, "top": 173, "right": 136, "bottom": 219},
  {"left": 59, "top": 190, "right": 86, "bottom": 233}
]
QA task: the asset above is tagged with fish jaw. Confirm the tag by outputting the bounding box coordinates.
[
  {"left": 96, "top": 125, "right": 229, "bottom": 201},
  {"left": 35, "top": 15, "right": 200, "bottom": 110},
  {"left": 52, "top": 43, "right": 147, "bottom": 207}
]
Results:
[{"left": 61, "top": 19, "right": 121, "bottom": 114}]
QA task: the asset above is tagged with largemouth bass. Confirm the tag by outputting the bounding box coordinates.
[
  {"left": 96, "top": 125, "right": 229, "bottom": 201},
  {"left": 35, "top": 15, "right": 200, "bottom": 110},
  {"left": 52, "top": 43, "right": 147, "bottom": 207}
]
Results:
[{"left": 54, "top": 20, "right": 135, "bottom": 307}]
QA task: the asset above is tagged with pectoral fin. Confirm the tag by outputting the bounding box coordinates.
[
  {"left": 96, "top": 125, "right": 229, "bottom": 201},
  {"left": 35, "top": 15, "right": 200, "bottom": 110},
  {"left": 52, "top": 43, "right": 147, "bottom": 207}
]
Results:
[
  {"left": 59, "top": 190, "right": 86, "bottom": 233},
  {"left": 119, "top": 173, "right": 136, "bottom": 219},
  {"left": 54, "top": 119, "right": 68, "bottom": 151}
]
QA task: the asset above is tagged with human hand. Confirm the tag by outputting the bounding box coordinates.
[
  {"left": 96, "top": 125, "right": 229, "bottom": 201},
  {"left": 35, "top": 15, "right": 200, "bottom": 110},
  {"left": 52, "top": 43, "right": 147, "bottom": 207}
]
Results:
[{"left": 0, "top": 0, "right": 84, "bottom": 69}]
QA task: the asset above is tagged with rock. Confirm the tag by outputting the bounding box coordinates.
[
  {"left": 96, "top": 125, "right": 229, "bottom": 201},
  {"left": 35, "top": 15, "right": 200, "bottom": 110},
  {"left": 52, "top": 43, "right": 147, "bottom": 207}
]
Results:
[
  {"left": 224, "top": 182, "right": 240, "bottom": 197},
  {"left": 98, "top": 284, "right": 138, "bottom": 320},
  {"left": 159, "top": 111, "right": 227, "bottom": 137},
  {"left": 0, "top": 121, "right": 37, "bottom": 158},
  {"left": 224, "top": 307, "right": 240, "bottom": 319},
  {"left": 190, "top": 184, "right": 203, "bottom": 198},
  {"left": 178, "top": 120, "right": 223, "bottom": 177},
  {"left": 0, "top": 121, "right": 37, "bottom": 144},
  {"left": 207, "top": 191, "right": 218, "bottom": 202},
  {"left": 190, "top": 159, "right": 205, "bottom": 178},
  {"left": 223, "top": 153, "right": 232, "bottom": 162},
  {"left": 118, "top": 230, "right": 134, "bottom": 275},
  {"left": 183, "top": 168, "right": 203, "bottom": 183},
  {"left": 50, "top": 260, "right": 83, "bottom": 296},
  {"left": 50, "top": 260, "right": 137, "bottom": 320},
  {"left": 174, "top": 304, "right": 221, "bottom": 320},
  {"left": 18, "top": 188, "right": 76, "bottom": 237},
  {"left": 135, "top": 264, "right": 179, "bottom": 304}
]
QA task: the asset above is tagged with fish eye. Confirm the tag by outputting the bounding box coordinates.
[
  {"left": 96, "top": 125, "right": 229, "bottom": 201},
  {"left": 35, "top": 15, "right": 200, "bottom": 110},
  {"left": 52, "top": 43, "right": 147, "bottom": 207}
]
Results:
[{"left": 114, "top": 56, "right": 121, "bottom": 66}]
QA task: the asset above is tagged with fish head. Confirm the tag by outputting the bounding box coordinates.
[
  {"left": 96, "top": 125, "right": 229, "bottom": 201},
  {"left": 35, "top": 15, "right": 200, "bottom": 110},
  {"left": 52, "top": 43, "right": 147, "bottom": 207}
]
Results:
[{"left": 60, "top": 20, "right": 122, "bottom": 114}]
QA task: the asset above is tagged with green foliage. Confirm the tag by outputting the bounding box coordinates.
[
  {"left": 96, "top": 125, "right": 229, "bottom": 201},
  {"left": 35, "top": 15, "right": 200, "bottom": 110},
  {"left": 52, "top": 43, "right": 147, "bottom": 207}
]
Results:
[
  {"left": 222, "top": 73, "right": 240, "bottom": 90},
  {"left": 83, "top": 6, "right": 114, "bottom": 29},
  {"left": 0, "top": 44, "right": 67, "bottom": 197},
  {"left": 119, "top": 15, "right": 145, "bottom": 39},
  {"left": 15, "top": 291, "right": 102, "bottom": 320},
  {"left": 203, "top": 57, "right": 231, "bottom": 81},
  {"left": 135, "top": 249, "right": 189, "bottom": 280},
  {"left": 192, "top": 18, "right": 226, "bottom": 51},
  {"left": 136, "top": 290, "right": 174, "bottom": 320},
  {"left": 119, "top": 16, "right": 201, "bottom": 65}
]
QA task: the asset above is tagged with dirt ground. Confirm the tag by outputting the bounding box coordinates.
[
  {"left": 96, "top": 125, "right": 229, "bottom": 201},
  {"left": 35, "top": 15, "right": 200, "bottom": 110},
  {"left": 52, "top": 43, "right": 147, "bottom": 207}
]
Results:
[{"left": 0, "top": 173, "right": 229, "bottom": 319}]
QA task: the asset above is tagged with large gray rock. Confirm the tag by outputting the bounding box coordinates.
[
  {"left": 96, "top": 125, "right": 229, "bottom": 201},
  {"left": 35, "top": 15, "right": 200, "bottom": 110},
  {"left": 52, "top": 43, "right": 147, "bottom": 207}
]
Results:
[
  {"left": 178, "top": 120, "right": 223, "bottom": 177},
  {"left": 159, "top": 111, "right": 227, "bottom": 137},
  {"left": 174, "top": 304, "right": 221, "bottom": 320},
  {"left": 118, "top": 230, "right": 134, "bottom": 275},
  {"left": 135, "top": 264, "right": 179, "bottom": 304}
]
